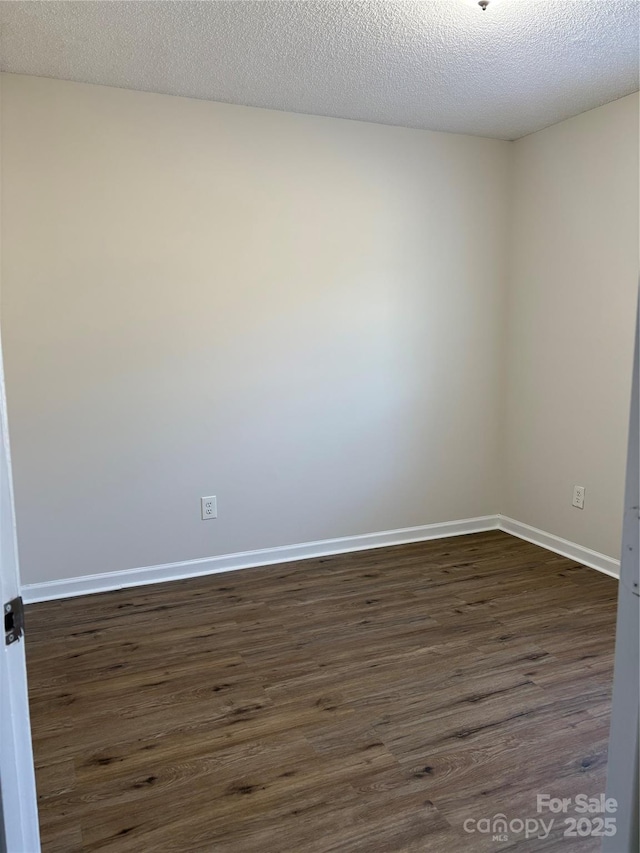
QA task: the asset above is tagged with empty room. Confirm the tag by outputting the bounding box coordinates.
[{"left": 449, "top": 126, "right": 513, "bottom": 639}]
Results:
[{"left": 0, "top": 1, "right": 638, "bottom": 852}]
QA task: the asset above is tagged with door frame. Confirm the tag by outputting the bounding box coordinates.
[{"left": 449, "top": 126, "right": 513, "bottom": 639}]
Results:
[
  {"left": 0, "top": 325, "right": 40, "bottom": 851},
  {"left": 602, "top": 293, "right": 640, "bottom": 853}
]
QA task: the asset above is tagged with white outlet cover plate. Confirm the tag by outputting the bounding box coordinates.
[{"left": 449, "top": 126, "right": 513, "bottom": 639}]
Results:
[{"left": 201, "top": 496, "right": 217, "bottom": 520}]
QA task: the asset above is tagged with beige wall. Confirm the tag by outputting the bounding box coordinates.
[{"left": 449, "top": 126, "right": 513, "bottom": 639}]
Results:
[
  {"left": 0, "top": 74, "right": 510, "bottom": 584},
  {"left": 505, "top": 93, "right": 639, "bottom": 559},
  {"left": 2, "top": 75, "right": 636, "bottom": 586}
]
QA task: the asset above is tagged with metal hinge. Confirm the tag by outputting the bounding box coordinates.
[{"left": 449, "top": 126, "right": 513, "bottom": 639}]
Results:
[{"left": 4, "top": 596, "right": 25, "bottom": 646}]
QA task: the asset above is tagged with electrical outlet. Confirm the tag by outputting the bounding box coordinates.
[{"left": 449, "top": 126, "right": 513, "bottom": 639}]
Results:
[
  {"left": 572, "top": 485, "right": 585, "bottom": 510},
  {"left": 201, "top": 496, "right": 217, "bottom": 520}
]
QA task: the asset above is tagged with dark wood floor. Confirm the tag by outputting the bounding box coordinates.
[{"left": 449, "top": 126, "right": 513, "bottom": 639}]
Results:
[{"left": 25, "top": 531, "right": 618, "bottom": 852}]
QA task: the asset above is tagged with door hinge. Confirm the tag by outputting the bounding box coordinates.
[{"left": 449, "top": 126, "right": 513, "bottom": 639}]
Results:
[{"left": 4, "top": 596, "right": 25, "bottom": 646}]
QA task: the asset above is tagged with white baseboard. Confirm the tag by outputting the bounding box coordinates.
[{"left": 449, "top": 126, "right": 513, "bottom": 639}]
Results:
[
  {"left": 497, "top": 515, "right": 620, "bottom": 579},
  {"left": 22, "top": 513, "right": 619, "bottom": 603},
  {"left": 21, "top": 514, "right": 500, "bottom": 603}
]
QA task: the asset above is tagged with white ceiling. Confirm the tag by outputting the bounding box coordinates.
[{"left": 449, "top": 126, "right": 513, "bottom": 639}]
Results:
[{"left": 0, "top": 0, "right": 638, "bottom": 140}]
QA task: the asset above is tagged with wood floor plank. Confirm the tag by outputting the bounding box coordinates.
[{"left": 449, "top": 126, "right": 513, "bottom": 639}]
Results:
[{"left": 26, "top": 531, "right": 618, "bottom": 852}]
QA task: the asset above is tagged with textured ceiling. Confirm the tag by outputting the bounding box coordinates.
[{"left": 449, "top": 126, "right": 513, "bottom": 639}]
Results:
[{"left": 0, "top": 0, "right": 638, "bottom": 140}]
